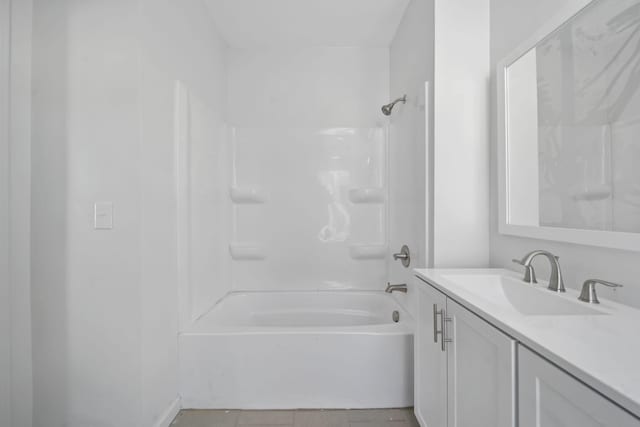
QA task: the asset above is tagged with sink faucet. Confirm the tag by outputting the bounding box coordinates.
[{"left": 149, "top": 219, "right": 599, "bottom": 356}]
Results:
[
  {"left": 512, "top": 250, "right": 565, "bottom": 293},
  {"left": 385, "top": 283, "right": 407, "bottom": 293}
]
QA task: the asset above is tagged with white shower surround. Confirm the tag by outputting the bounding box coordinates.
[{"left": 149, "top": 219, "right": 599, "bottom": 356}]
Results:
[
  {"left": 176, "top": 44, "right": 414, "bottom": 411},
  {"left": 179, "top": 291, "right": 414, "bottom": 409}
]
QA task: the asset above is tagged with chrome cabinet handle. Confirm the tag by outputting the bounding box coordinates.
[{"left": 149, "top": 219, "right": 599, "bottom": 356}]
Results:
[
  {"left": 433, "top": 304, "right": 440, "bottom": 343},
  {"left": 442, "top": 314, "right": 452, "bottom": 352},
  {"left": 578, "top": 279, "right": 623, "bottom": 304},
  {"left": 433, "top": 304, "right": 452, "bottom": 352}
]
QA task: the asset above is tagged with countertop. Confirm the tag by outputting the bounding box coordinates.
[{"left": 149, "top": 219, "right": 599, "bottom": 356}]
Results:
[{"left": 414, "top": 268, "right": 640, "bottom": 419}]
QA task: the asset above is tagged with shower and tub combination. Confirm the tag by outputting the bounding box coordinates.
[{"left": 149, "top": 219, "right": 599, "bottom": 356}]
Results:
[
  {"left": 176, "top": 0, "right": 425, "bottom": 411},
  {"left": 178, "top": 91, "right": 418, "bottom": 409}
]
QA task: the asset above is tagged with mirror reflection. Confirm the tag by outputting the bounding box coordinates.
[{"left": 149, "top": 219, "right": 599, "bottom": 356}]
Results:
[{"left": 506, "top": 0, "right": 640, "bottom": 232}]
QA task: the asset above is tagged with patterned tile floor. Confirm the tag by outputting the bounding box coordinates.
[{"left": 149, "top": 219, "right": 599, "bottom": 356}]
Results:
[{"left": 171, "top": 408, "right": 420, "bottom": 427}]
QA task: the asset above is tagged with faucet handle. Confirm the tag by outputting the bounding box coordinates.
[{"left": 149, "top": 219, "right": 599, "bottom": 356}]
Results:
[
  {"left": 512, "top": 259, "right": 537, "bottom": 284},
  {"left": 393, "top": 245, "right": 411, "bottom": 268},
  {"left": 578, "top": 279, "right": 623, "bottom": 304}
]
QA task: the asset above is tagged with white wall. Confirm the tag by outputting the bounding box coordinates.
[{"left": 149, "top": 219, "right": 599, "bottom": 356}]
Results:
[
  {"left": 138, "top": 0, "right": 227, "bottom": 424},
  {"left": 2, "top": 1, "right": 33, "bottom": 426},
  {"left": 8, "top": 0, "right": 34, "bottom": 426},
  {"left": 30, "top": 0, "right": 226, "bottom": 425},
  {"left": 228, "top": 48, "right": 388, "bottom": 128},
  {"left": 32, "top": 1, "right": 142, "bottom": 425},
  {"left": 387, "top": 0, "right": 490, "bottom": 314},
  {"left": 1, "top": 1, "right": 11, "bottom": 426},
  {"left": 389, "top": 0, "right": 434, "bottom": 315},
  {"left": 433, "top": 0, "right": 491, "bottom": 268},
  {"left": 490, "top": 0, "right": 640, "bottom": 308}
]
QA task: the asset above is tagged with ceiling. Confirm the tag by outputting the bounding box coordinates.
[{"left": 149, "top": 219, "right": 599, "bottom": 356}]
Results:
[{"left": 203, "top": 0, "right": 411, "bottom": 48}]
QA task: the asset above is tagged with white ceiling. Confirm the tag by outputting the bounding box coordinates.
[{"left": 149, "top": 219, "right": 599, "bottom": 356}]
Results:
[{"left": 203, "top": 0, "right": 411, "bottom": 48}]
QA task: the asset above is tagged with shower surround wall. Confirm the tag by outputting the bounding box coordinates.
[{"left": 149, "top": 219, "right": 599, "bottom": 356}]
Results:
[
  {"left": 180, "top": 47, "right": 391, "bottom": 325},
  {"left": 224, "top": 48, "right": 390, "bottom": 293},
  {"left": 228, "top": 126, "right": 387, "bottom": 290}
]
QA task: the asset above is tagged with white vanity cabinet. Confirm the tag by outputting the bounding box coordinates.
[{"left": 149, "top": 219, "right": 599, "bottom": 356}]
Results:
[
  {"left": 415, "top": 270, "right": 640, "bottom": 427},
  {"left": 415, "top": 279, "right": 516, "bottom": 427},
  {"left": 415, "top": 282, "right": 447, "bottom": 427},
  {"left": 446, "top": 299, "right": 516, "bottom": 427},
  {"left": 518, "top": 346, "right": 639, "bottom": 427}
]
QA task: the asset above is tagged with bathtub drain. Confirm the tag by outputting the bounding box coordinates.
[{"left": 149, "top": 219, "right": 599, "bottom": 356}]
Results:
[{"left": 392, "top": 310, "right": 400, "bottom": 323}]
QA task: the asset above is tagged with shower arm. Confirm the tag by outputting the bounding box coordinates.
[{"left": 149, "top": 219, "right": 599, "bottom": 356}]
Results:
[{"left": 381, "top": 95, "right": 407, "bottom": 116}]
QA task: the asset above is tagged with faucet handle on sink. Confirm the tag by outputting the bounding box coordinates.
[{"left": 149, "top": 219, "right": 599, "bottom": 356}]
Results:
[
  {"left": 578, "top": 279, "right": 623, "bottom": 304},
  {"left": 512, "top": 258, "right": 537, "bottom": 284}
]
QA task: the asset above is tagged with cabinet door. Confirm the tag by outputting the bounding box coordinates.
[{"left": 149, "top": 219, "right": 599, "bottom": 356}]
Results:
[
  {"left": 446, "top": 299, "right": 516, "bottom": 427},
  {"left": 519, "top": 345, "right": 640, "bottom": 427},
  {"left": 415, "top": 280, "right": 448, "bottom": 427}
]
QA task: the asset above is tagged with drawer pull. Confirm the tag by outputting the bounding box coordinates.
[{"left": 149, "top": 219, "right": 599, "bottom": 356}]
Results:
[{"left": 433, "top": 304, "right": 451, "bottom": 351}]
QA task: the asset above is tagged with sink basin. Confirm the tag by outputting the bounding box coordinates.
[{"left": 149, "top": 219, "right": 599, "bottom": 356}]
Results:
[{"left": 441, "top": 274, "right": 604, "bottom": 316}]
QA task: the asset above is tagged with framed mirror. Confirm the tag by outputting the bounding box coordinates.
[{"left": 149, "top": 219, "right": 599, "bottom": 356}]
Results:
[{"left": 497, "top": 0, "right": 640, "bottom": 251}]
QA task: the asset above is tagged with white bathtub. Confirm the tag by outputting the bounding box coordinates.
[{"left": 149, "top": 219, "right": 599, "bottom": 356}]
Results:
[{"left": 179, "top": 291, "right": 414, "bottom": 409}]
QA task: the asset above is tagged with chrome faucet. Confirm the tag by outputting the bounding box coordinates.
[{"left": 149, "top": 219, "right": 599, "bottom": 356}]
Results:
[
  {"left": 385, "top": 283, "right": 408, "bottom": 293},
  {"left": 513, "top": 250, "right": 565, "bottom": 293}
]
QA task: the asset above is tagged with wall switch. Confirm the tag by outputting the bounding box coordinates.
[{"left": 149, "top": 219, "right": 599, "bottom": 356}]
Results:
[{"left": 94, "top": 202, "right": 113, "bottom": 230}]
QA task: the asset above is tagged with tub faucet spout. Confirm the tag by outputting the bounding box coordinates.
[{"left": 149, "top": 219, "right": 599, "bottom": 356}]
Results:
[{"left": 385, "top": 283, "right": 407, "bottom": 293}]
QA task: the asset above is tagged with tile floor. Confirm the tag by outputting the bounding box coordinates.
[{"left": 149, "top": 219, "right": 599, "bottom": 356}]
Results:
[{"left": 171, "top": 408, "right": 419, "bottom": 427}]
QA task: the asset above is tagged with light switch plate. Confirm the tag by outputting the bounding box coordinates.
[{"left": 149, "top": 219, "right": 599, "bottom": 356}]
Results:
[{"left": 94, "top": 202, "right": 113, "bottom": 230}]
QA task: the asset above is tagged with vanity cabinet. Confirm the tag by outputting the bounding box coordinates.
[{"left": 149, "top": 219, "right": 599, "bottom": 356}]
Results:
[
  {"left": 415, "top": 283, "right": 447, "bottom": 427},
  {"left": 415, "top": 280, "right": 516, "bottom": 427},
  {"left": 518, "top": 346, "right": 639, "bottom": 427},
  {"left": 446, "top": 299, "right": 516, "bottom": 427}
]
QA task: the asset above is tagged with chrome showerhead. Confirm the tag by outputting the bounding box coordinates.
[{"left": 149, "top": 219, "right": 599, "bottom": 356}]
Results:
[{"left": 381, "top": 95, "right": 407, "bottom": 116}]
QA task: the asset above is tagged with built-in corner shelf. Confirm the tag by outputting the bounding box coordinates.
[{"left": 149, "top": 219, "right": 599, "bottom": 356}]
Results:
[
  {"left": 349, "top": 244, "right": 387, "bottom": 260},
  {"left": 348, "top": 188, "right": 386, "bottom": 204},
  {"left": 571, "top": 186, "right": 612, "bottom": 201},
  {"left": 229, "top": 243, "right": 266, "bottom": 260},
  {"left": 229, "top": 187, "right": 268, "bottom": 204}
]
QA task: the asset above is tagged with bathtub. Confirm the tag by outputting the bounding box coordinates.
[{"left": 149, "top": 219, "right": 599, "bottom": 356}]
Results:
[{"left": 179, "top": 291, "right": 414, "bottom": 409}]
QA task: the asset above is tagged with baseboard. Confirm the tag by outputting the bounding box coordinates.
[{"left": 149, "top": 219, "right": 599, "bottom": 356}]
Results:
[{"left": 153, "top": 396, "right": 181, "bottom": 427}]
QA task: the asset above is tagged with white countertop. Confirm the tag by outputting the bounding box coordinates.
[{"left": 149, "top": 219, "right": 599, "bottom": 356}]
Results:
[{"left": 414, "top": 268, "right": 640, "bottom": 419}]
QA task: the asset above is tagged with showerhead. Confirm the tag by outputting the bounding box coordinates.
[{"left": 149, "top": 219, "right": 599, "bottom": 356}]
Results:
[{"left": 381, "top": 95, "right": 407, "bottom": 116}]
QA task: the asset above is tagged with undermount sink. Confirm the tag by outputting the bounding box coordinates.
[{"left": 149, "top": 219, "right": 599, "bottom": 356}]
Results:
[{"left": 441, "top": 274, "right": 605, "bottom": 316}]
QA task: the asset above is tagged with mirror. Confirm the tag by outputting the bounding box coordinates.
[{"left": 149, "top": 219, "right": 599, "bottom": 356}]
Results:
[{"left": 498, "top": 0, "right": 640, "bottom": 250}]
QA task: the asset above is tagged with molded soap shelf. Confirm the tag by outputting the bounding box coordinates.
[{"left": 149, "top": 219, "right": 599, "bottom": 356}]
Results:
[
  {"left": 349, "top": 244, "right": 387, "bottom": 260},
  {"left": 230, "top": 187, "right": 268, "bottom": 204},
  {"left": 571, "top": 186, "right": 612, "bottom": 201},
  {"left": 229, "top": 243, "right": 266, "bottom": 260},
  {"left": 348, "top": 188, "right": 386, "bottom": 204}
]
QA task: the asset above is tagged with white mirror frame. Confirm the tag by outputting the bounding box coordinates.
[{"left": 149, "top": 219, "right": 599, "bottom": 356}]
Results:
[{"left": 497, "top": 0, "right": 640, "bottom": 252}]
